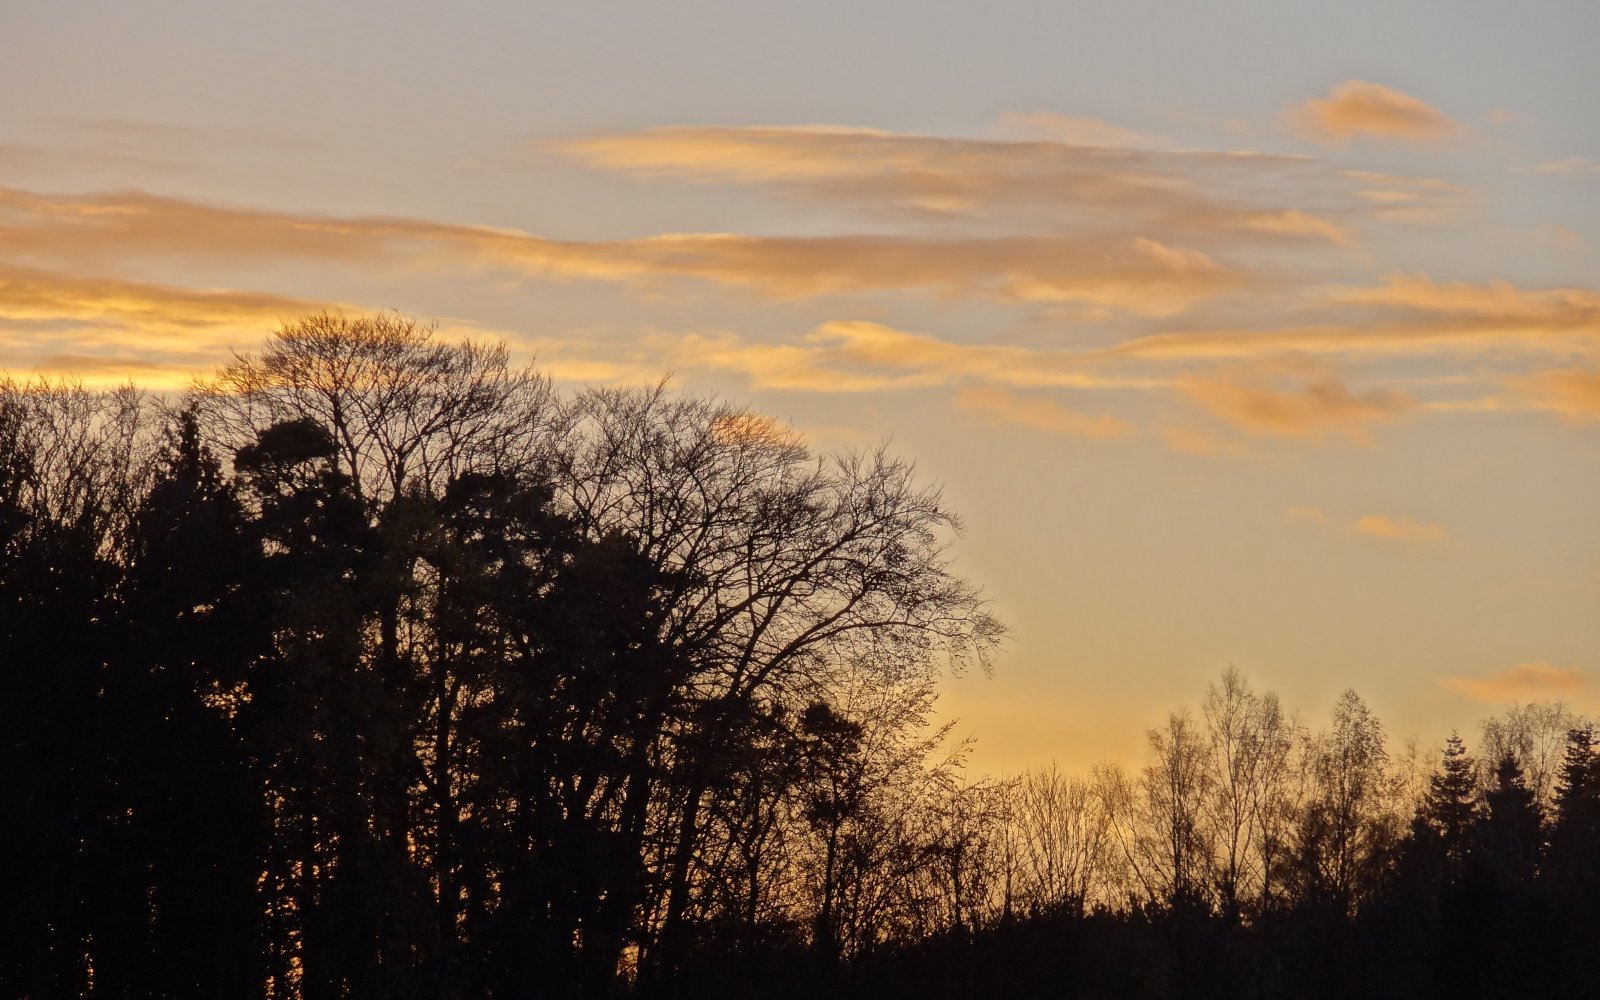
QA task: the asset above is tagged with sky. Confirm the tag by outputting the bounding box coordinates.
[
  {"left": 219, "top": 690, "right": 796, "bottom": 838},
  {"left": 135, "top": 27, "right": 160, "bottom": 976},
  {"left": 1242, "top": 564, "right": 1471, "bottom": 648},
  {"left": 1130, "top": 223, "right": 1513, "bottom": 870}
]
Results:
[{"left": 3, "top": 0, "right": 1597, "bottom": 773}]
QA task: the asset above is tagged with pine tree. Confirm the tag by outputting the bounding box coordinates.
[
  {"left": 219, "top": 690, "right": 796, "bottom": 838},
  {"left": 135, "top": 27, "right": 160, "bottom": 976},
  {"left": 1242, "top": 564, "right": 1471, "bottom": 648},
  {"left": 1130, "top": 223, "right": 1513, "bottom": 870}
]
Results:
[
  {"left": 1421, "top": 732, "right": 1478, "bottom": 872},
  {"left": 1480, "top": 752, "right": 1540, "bottom": 883},
  {"left": 105, "top": 407, "right": 269, "bottom": 997},
  {"left": 1548, "top": 724, "right": 1598, "bottom": 880},
  {"left": 1535, "top": 724, "right": 1600, "bottom": 990}
]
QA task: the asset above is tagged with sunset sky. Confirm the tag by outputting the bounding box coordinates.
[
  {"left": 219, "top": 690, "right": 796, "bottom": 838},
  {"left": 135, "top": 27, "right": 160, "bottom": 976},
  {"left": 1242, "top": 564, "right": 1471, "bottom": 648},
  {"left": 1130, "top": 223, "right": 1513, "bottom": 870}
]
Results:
[{"left": 3, "top": 0, "right": 1597, "bottom": 771}]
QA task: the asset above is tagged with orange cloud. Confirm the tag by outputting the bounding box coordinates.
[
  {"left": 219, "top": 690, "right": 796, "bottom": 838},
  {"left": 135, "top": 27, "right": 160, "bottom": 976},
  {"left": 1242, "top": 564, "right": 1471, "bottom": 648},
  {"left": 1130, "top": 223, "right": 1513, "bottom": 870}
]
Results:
[
  {"left": 0, "top": 264, "right": 340, "bottom": 387},
  {"left": 0, "top": 184, "right": 1249, "bottom": 314},
  {"left": 555, "top": 232, "right": 1242, "bottom": 311},
  {"left": 1285, "top": 505, "right": 1330, "bottom": 525},
  {"left": 533, "top": 321, "right": 1165, "bottom": 394},
  {"left": 1104, "top": 273, "right": 1600, "bottom": 362},
  {"left": 1443, "top": 662, "right": 1589, "bottom": 705},
  {"left": 1178, "top": 366, "right": 1413, "bottom": 441},
  {"left": 1283, "top": 506, "right": 1451, "bottom": 545},
  {"left": 1290, "top": 81, "right": 1456, "bottom": 145},
  {"left": 522, "top": 231, "right": 1242, "bottom": 311},
  {"left": 1348, "top": 179, "right": 1465, "bottom": 223},
  {"left": 0, "top": 153, "right": 1591, "bottom": 414},
  {"left": 953, "top": 386, "right": 1137, "bottom": 440},
  {"left": 550, "top": 125, "right": 1364, "bottom": 242},
  {"left": 0, "top": 263, "right": 330, "bottom": 330},
  {"left": 1513, "top": 367, "right": 1600, "bottom": 422},
  {"left": 1337, "top": 272, "right": 1600, "bottom": 319},
  {"left": 0, "top": 184, "right": 435, "bottom": 266},
  {"left": 1350, "top": 513, "right": 1449, "bottom": 545}
]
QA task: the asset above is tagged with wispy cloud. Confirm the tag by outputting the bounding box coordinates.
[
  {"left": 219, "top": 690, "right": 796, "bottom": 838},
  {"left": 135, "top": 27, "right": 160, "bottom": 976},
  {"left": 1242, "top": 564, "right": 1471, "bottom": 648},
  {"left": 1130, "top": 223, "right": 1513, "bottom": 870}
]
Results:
[
  {"left": 1106, "top": 273, "right": 1600, "bottom": 361},
  {"left": 1350, "top": 513, "right": 1450, "bottom": 546},
  {"left": 1284, "top": 505, "right": 1330, "bottom": 525},
  {"left": 0, "top": 263, "right": 331, "bottom": 329},
  {"left": 1289, "top": 80, "right": 1457, "bottom": 145},
  {"left": 0, "top": 184, "right": 1255, "bottom": 313},
  {"left": 1342, "top": 170, "right": 1467, "bottom": 223},
  {"left": 1336, "top": 272, "right": 1600, "bottom": 319},
  {"left": 0, "top": 263, "right": 340, "bottom": 387},
  {"left": 530, "top": 320, "right": 1165, "bottom": 394},
  {"left": 1178, "top": 365, "right": 1414, "bottom": 441},
  {"left": 548, "top": 125, "right": 1368, "bottom": 242},
  {"left": 1443, "top": 662, "right": 1589, "bottom": 705},
  {"left": 1512, "top": 367, "right": 1600, "bottom": 422},
  {"left": 1287, "top": 505, "right": 1450, "bottom": 547},
  {"left": 4, "top": 178, "right": 1594, "bottom": 417},
  {"left": 954, "top": 385, "right": 1137, "bottom": 440},
  {"left": 2, "top": 122, "right": 1595, "bottom": 424}
]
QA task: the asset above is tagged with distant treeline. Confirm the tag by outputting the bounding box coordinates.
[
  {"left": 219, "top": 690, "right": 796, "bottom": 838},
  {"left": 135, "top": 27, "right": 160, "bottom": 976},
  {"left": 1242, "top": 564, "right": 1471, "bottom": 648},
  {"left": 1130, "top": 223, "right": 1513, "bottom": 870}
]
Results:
[{"left": 1, "top": 315, "right": 1595, "bottom": 999}]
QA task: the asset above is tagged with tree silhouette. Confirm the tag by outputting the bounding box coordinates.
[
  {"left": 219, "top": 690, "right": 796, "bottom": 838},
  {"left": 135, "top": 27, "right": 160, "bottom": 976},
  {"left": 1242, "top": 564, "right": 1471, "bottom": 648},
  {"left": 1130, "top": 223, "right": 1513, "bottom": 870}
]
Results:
[
  {"left": 97, "top": 407, "right": 269, "bottom": 998},
  {"left": 0, "top": 385, "right": 119, "bottom": 996},
  {"left": 6, "top": 321, "right": 1599, "bottom": 999},
  {"left": 1419, "top": 732, "right": 1478, "bottom": 874},
  {"left": 1480, "top": 752, "right": 1540, "bottom": 883},
  {"left": 1286, "top": 690, "right": 1398, "bottom": 918}
]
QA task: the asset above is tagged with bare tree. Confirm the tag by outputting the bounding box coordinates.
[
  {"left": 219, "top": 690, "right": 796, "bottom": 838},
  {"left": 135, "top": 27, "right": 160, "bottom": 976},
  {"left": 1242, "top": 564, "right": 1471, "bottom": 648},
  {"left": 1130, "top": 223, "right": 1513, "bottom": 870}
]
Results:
[
  {"left": 0, "top": 375, "right": 160, "bottom": 542},
  {"left": 1010, "top": 763, "right": 1116, "bottom": 917},
  {"left": 1287, "top": 690, "right": 1400, "bottom": 916},
  {"left": 202, "top": 312, "right": 559, "bottom": 503},
  {"left": 551, "top": 384, "right": 1003, "bottom": 972},
  {"left": 1101, "top": 711, "right": 1214, "bottom": 910},
  {"left": 1480, "top": 701, "right": 1583, "bottom": 817},
  {"left": 1200, "top": 668, "right": 1296, "bottom": 921},
  {"left": 800, "top": 664, "right": 974, "bottom": 959}
]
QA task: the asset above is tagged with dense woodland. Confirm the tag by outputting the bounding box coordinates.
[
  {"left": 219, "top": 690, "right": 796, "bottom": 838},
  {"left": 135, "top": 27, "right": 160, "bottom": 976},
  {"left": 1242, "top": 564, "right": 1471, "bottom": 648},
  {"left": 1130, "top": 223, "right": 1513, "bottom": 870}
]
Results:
[{"left": 2, "top": 314, "right": 1597, "bottom": 999}]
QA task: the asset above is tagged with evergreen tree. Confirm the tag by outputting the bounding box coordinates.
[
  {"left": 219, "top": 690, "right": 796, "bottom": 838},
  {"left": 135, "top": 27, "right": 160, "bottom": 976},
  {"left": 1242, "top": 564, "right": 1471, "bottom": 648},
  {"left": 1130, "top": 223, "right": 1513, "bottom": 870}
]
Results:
[
  {"left": 1420, "top": 732, "right": 1478, "bottom": 873},
  {"left": 1537, "top": 724, "right": 1600, "bottom": 991},
  {"left": 92, "top": 407, "right": 270, "bottom": 998},
  {"left": 1480, "top": 752, "right": 1540, "bottom": 884},
  {"left": 1549, "top": 723, "right": 1599, "bottom": 870}
]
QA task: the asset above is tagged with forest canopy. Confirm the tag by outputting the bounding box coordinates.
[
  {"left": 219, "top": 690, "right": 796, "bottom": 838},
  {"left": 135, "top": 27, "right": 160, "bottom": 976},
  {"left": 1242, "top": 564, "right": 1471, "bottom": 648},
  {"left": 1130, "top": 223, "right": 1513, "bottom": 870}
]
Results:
[{"left": 1, "top": 314, "right": 1596, "bottom": 999}]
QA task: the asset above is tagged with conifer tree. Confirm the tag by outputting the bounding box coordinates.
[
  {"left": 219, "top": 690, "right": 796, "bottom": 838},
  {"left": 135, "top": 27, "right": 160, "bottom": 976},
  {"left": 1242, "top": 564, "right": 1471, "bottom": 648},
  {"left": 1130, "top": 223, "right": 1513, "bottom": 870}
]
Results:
[
  {"left": 1480, "top": 752, "right": 1540, "bottom": 883},
  {"left": 1548, "top": 724, "right": 1598, "bottom": 882},
  {"left": 1420, "top": 733, "right": 1478, "bottom": 872}
]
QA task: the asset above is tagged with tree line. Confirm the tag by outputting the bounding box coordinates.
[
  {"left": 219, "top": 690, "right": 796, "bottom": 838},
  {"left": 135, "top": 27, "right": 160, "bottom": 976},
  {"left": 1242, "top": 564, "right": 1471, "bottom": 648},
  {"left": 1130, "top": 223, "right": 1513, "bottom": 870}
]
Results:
[{"left": 1, "top": 314, "right": 1595, "bottom": 999}]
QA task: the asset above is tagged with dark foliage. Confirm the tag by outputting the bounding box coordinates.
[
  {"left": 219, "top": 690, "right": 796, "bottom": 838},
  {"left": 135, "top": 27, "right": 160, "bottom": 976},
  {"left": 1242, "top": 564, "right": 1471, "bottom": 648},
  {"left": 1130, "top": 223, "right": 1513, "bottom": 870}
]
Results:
[{"left": 0, "top": 319, "right": 1595, "bottom": 998}]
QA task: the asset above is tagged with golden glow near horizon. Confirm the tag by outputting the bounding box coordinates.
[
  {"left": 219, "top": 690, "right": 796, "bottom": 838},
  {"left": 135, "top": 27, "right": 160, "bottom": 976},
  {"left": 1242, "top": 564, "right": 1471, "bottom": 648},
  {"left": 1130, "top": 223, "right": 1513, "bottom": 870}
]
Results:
[{"left": 3, "top": 0, "right": 1597, "bottom": 770}]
